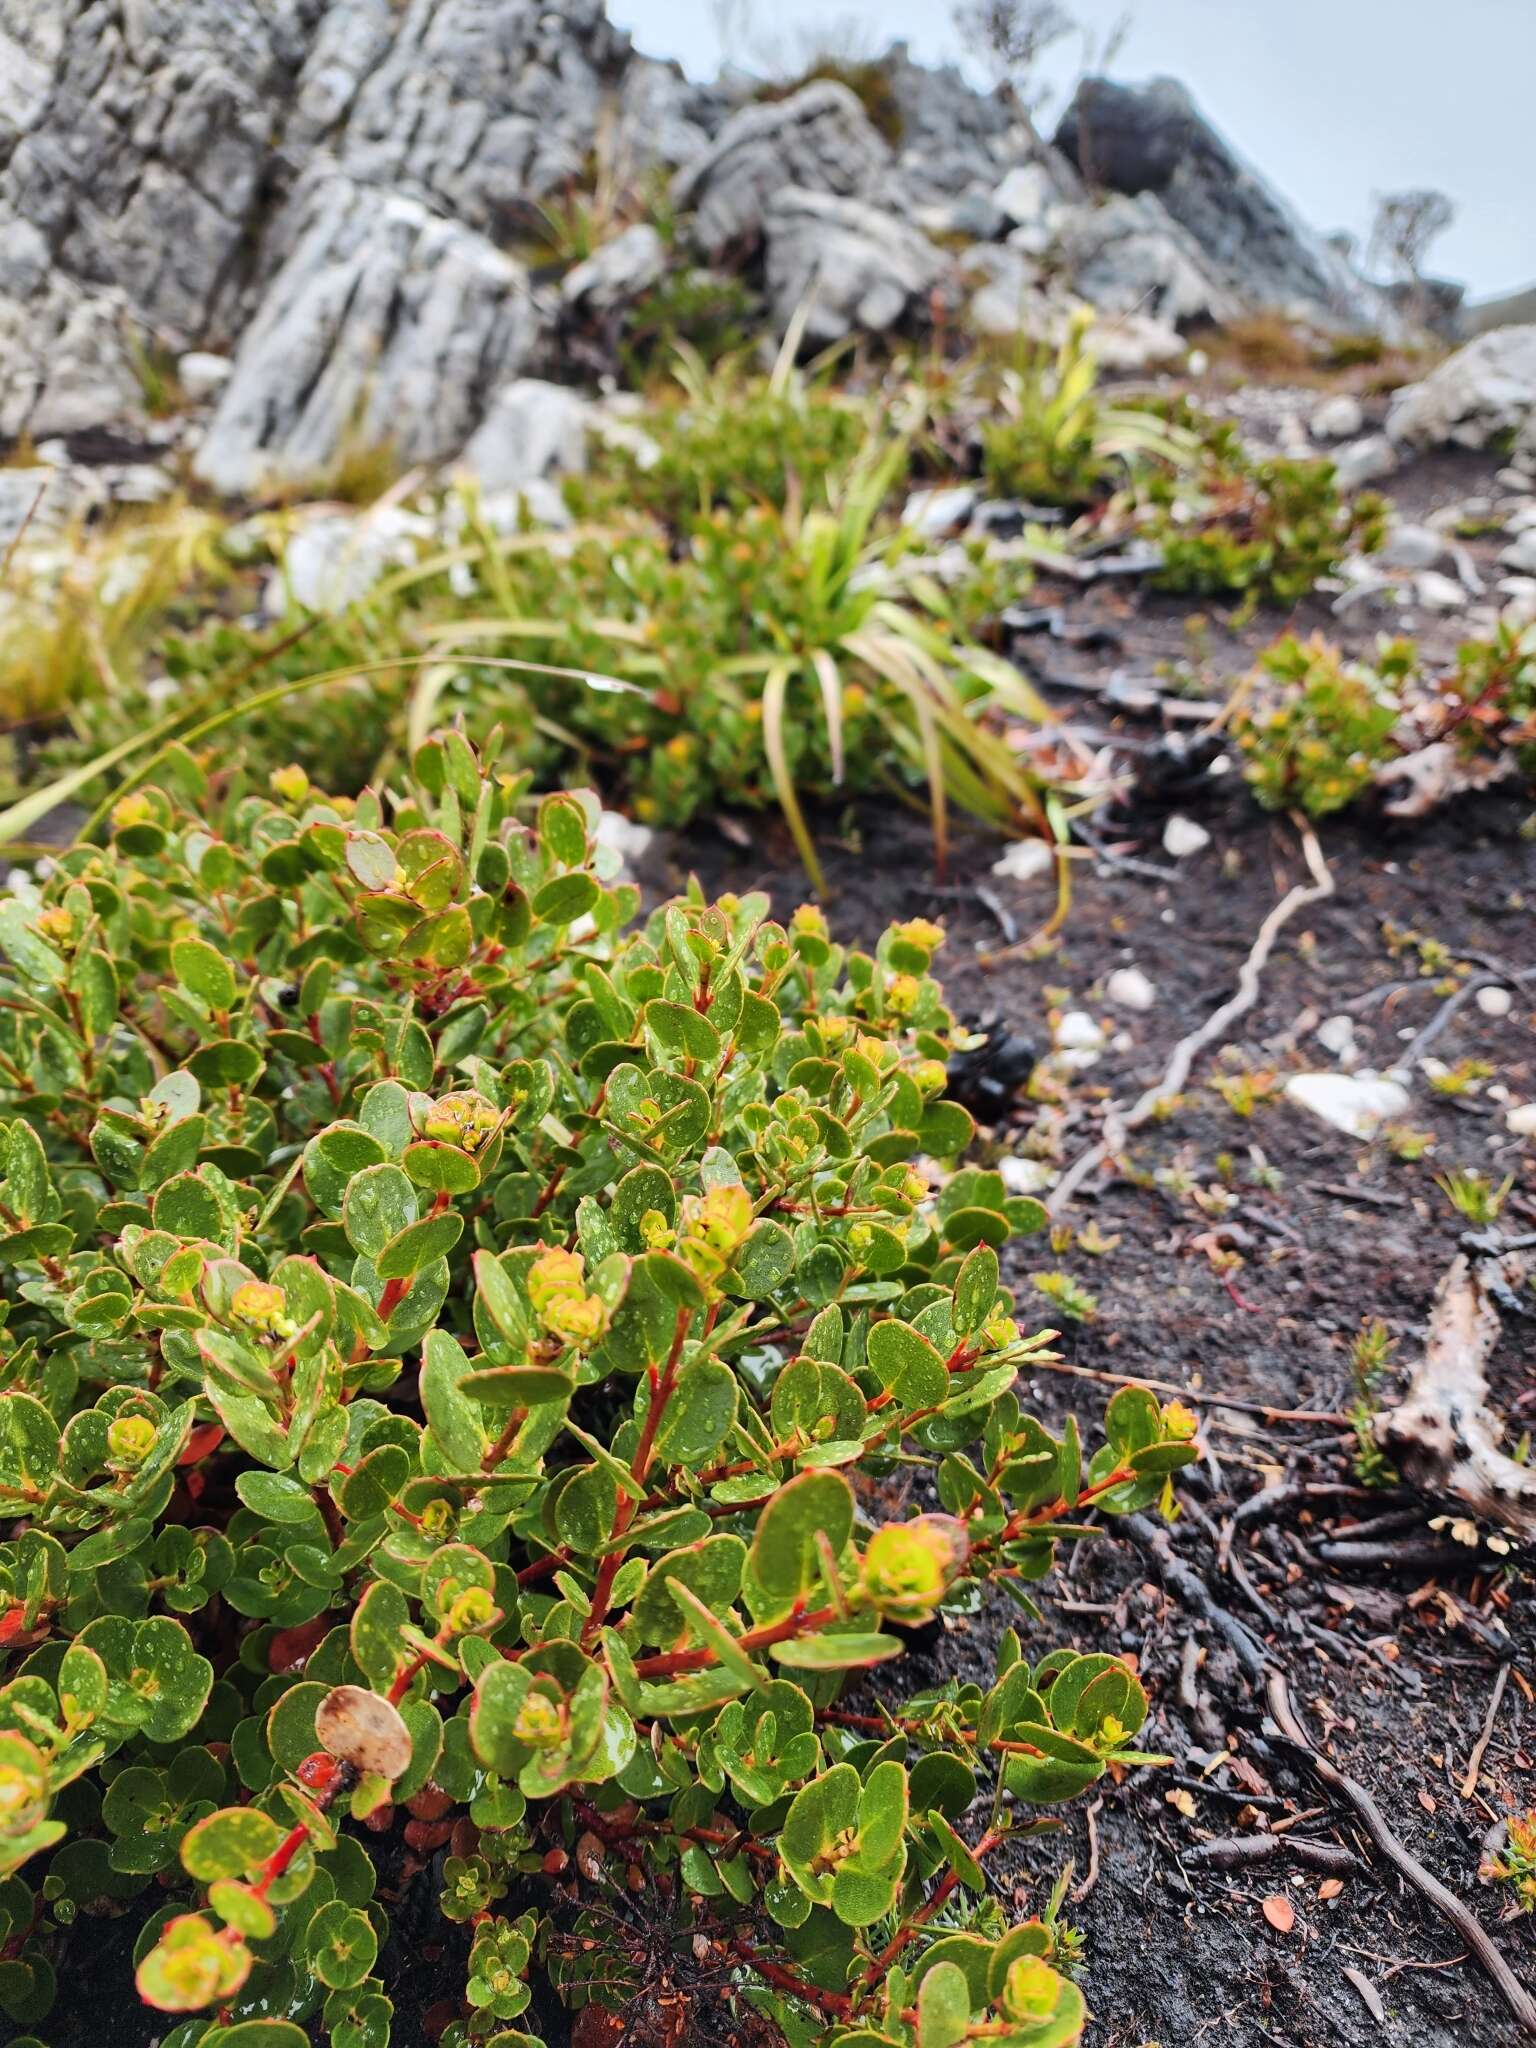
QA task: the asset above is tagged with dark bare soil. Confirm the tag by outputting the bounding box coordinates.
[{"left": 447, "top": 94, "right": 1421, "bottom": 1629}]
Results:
[
  {"left": 36, "top": 448, "right": 1536, "bottom": 2048},
  {"left": 682, "top": 716, "right": 1536, "bottom": 2046}
]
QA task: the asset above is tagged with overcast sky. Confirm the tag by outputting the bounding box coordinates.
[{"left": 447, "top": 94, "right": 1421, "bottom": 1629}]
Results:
[{"left": 612, "top": 0, "right": 1535, "bottom": 300}]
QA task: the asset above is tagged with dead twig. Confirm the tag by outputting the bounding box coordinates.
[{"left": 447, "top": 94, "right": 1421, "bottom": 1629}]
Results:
[
  {"left": 1460, "top": 1663, "right": 1511, "bottom": 1801},
  {"left": 1397, "top": 966, "right": 1536, "bottom": 1070},
  {"left": 1376, "top": 1245, "right": 1536, "bottom": 1544},
  {"left": 1019, "top": 1354, "right": 1343, "bottom": 1425},
  {"left": 1071, "top": 1797, "right": 1102, "bottom": 1903},
  {"left": 1124, "top": 1514, "right": 1270, "bottom": 1686},
  {"left": 1183, "top": 1834, "right": 1364, "bottom": 1876},
  {"left": 1049, "top": 817, "right": 1334, "bottom": 1212},
  {"left": 1266, "top": 1671, "right": 1536, "bottom": 2037}
]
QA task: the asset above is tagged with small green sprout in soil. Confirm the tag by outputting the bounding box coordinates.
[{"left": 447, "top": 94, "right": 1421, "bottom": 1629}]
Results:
[
  {"left": 1425, "top": 1057, "right": 1493, "bottom": 1098},
  {"left": 1030, "top": 1272, "right": 1098, "bottom": 1323},
  {"left": 0, "top": 734, "right": 1200, "bottom": 2047},
  {"left": 1347, "top": 1319, "right": 1399, "bottom": 1490},
  {"left": 1434, "top": 1168, "right": 1513, "bottom": 1225},
  {"left": 1384, "top": 1124, "right": 1436, "bottom": 1163}
]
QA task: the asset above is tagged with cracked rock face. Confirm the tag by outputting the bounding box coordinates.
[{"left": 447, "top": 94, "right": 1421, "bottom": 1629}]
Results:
[
  {"left": 0, "top": 0, "right": 301, "bottom": 433},
  {"left": 0, "top": 0, "right": 651, "bottom": 466},
  {"left": 764, "top": 189, "right": 949, "bottom": 345},
  {"left": 192, "top": 170, "right": 541, "bottom": 495},
  {"left": 671, "top": 81, "right": 892, "bottom": 259},
  {"left": 2, "top": 4, "right": 1416, "bottom": 485}
]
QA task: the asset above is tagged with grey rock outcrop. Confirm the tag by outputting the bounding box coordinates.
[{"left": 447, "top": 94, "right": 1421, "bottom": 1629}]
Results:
[
  {"left": 614, "top": 58, "right": 724, "bottom": 173},
  {"left": 671, "top": 82, "right": 891, "bottom": 259},
  {"left": 962, "top": 246, "right": 1050, "bottom": 340},
  {"left": 1385, "top": 326, "right": 1536, "bottom": 451},
  {"left": 764, "top": 189, "right": 948, "bottom": 345},
  {"left": 460, "top": 378, "right": 593, "bottom": 492},
  {"left": 0, "top": 0, "right": 300, "bottom": 432},
  {"left": 1051, "top": 191, "right": 1237, "bottom": 327},
  {"left": 0, "top": 0, "right": 646, "bottom": 465},
  {"left": 883, "top": 42, "right": 1018, "bottom": 201},
  {"left": 562, "top": 224, "right": 667, "bottom": 319},
  {"left": 0, "top": 4, "right": 1456, "bottom": 484},
  {"left": 1056, "top": 76, "right": 1389, "bottom": 329},
  {"left": 194, "top": 170, "right": 541, "bottom": 495}
]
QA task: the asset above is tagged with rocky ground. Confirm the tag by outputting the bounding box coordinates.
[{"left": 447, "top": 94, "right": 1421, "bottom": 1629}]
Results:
[
  {"left": 0, "top": 0, "right": 1474, "bottom": 501},
  {"left": 5, "top": 8, "right": 1536, "bottom": 2047}
]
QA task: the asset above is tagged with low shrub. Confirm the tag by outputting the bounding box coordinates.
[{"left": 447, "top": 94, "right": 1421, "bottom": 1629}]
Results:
[
  {"left": 980, "top": 312, "right": 1197, "bottom": 510},
  {"left": 0, "top": 737, "right": 1198, "bottom": 2045},
  {"left": 580, "top": 351, "right": 868, "bottom": 531},
  {"left": 1437, "top": 616, "right": 1536, "bottom": 771},
  {"left": 11, "top": 441, "right": 1055, "bottom": 890},
  {"left": 422, "top": 451, "right": 1052, "bottom": 885},
  {"left": 1140, "top": 418, "right": 1387, "bottom": 612},
  {"left": 617, "top": 270, "right": 761, "bottom": 387},
  {"left": 1232, "top": 632, "right": 1407, "bottom": 815}
]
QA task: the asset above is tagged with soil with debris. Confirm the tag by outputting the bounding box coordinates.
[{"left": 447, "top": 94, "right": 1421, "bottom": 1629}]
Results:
[
  {"left": 680, "top": 513, "right": 1536, "bottom": 2045},
  {"left": 37, "top": 450, "right": 1536, "bottom": 2048}
]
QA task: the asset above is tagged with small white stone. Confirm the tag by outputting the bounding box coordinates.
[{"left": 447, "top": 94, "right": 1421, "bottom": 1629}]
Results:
[
  {"left": 1415, "top": 570, "right": 1467, "bottom": 612},
  {"left": 1162, "top": 815, "right": 1211, "bottom": 859},
  {"left": 1332, "top": 433, "right": 1398, "bottom": 492},
  {"left": 177, "top": 351, "right": 233, "bottom": 404},
  {"left": 902, "top": 486, "right": 976, "bottom": 538},
  {"left": 1506, "top": 1102, "right": 1536, "bottom": 1138},
  {"left": 595, "top": 808, "right": 656, "bottom": 870},
  {"left": 1476, "top": 984, "right": 1513, "bottom": 1017},
  {"left": 991, "top": 838, "right": 1054, "bottom": 883},
  {"left": 1309, "top": 394, "right": 1364, "bottom": 441},
  {"left": 1284, "top": 1070, "right": 1410, "bottom": 1137},
  {"left": 1377, "top": 523, "right": 1446, "bottom": 572},
  {"left": 999, "top": 1156, "right": 1057, "bottom": 1195},
  {"left": 1055, "top": 1010, "right": 1106, "bottom": 1054},
  {"left": 1315, "top": 1014, "right": 1358, "bottom": 1063},
  {"left": 1498, "top": 530, "right": 1536, "bottom": 573},
  {"left": 1105, "top": 965, "right": 1157, "bottom": 1011}
]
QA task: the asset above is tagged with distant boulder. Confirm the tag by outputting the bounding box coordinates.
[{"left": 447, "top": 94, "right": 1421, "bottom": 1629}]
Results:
[
  {"left": 1056, "top": 76, "right": 1390, "bottom": 330},
  {"left": 1386, "top": 325, "right": 1536, "bottom": 451}
]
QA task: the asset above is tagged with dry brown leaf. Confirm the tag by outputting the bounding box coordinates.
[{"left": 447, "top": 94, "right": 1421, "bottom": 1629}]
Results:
[
  {"left": 1167, "top": 1788, "right": 1197, "bottom": 1818},
  {"left": 1418, "top": 1788, "right": 1438, "bottom": 1815},
  {"left": 1318, "top": 1878, "right": 1344, "bottom": 1901},
  {"left": 1261, "top": 1894, "right": 1296, "bottom": 1934}
]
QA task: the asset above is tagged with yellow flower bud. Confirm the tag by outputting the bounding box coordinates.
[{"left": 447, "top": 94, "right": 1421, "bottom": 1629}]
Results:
[
  {"left": 862, "top": 1515, "right": 969, "bottom": 1623},
  {"left": 884, "top": 973, "right": 920, "bottom": 1018},
  {"left": 1003, "top": 1955, "right": 1062, "bottom": 2022},
  {"left": 269, "top": 764, "right": 310, "bottom": 804},
  {"left": 892, "top": 917, "right": 944, "bottom": 952},
  {"left": 419, "top": 1092, "right": 499, "bottom": 1153},
  {"left": 110, "top": 793, "right": 153, "bottom": 832},
  {"left": 107, "top": 1414, "right": 157, "bottom": 1467},
  {"left": 230, "top": 1281, "right": 295, "bottom": 1339},
  {"left": 1161, "top": 1399, "right": 1198, "bottom": 1441},
  {"left": 512, "top": 1689, "right": 565, "bottom": 1751}
]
